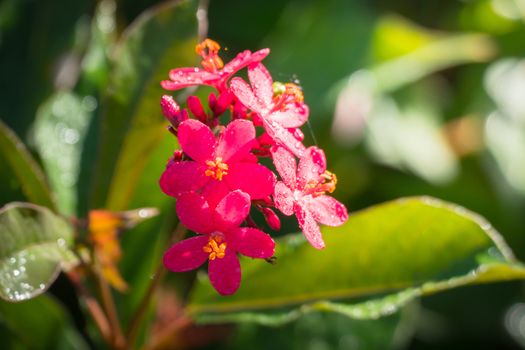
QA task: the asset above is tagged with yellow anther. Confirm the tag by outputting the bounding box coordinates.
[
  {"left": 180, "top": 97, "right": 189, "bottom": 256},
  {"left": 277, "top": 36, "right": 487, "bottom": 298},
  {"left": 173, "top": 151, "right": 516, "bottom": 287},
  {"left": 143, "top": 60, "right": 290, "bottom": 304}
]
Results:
[
  {"left": 304, "top": 170, "right": 338, "bottom": 196},
  {"left": 202, "top": 234, "right": 227, "bottom": 260},
  {"left": 284, "top": 83, "right": 304, "bottom": 103},
  {"left": 205, "top": 157, "right": 229, "bottom": 181},
  {"left": 195, "top": 38, "right": 224, "bottom": 71}
]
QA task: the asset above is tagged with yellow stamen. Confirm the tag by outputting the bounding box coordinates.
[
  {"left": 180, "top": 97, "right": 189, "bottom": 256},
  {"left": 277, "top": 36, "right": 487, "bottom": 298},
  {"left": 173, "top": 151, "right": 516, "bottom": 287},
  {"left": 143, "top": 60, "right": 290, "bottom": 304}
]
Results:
[
  {"left": 202, "top": 234, "right": 227, "bottom": 260},
  {"left": 205, "top": 157, "right": 229, "bottom": 181},
  {"left": 284, "top": 83, "right": 304, "bottom": 103},
  {"left": 304, "top": 170, "right": 338, "bottom": 196},
  {"left": 195, "top": 38, "right": 224, "bottom": 71}
]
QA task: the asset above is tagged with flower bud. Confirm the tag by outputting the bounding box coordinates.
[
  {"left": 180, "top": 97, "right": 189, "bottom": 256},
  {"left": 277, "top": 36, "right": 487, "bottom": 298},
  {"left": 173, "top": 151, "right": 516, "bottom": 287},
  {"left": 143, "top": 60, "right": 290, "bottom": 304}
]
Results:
[
  {"left": 261, "top": 207, "right": 281, "bottom": 231},
  {"left": 187, "top": 95, "right": 207, "bottom": 123},
  {"left": 160, "top": 95, "right": 188, "bottom": 127}
]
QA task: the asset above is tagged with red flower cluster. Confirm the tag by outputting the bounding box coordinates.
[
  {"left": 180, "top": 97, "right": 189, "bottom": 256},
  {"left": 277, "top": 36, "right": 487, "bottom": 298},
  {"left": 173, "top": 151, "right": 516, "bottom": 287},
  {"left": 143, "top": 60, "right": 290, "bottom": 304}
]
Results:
[{"left": 159, "top": 39, "right": 348, "bottom": 295}]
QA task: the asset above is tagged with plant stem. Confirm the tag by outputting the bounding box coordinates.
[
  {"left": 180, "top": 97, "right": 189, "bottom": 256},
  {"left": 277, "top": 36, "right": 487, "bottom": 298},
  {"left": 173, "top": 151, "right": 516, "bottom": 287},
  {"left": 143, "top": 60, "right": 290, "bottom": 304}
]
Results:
[
  {"left": 67, "top": 271, "right": 113, "bottom": 344},
  {"left": 95, "top": 259, "right": 126, "bottom": 349},
  {"left": 125, "top": 222, "right": 188, "bottom": 348}
]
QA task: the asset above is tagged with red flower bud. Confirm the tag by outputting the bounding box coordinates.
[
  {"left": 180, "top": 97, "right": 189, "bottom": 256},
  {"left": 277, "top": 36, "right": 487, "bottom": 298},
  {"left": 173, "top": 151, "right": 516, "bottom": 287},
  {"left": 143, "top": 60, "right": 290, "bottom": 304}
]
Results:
[{"left": 187, "top": 95, "right": 207, "bottom": 123}]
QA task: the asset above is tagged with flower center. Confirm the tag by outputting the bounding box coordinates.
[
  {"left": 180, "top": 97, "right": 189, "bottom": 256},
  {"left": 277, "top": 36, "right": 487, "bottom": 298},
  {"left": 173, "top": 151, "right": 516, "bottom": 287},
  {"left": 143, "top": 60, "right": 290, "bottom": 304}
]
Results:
[
  {"left": 304, "top": 170, "right": 338, "bottom": 197},
  {"left": 272, "top": 82, "right": 305, "bottom": 110},
  {"left": 205, "top": 157, "right": 229, "bottom": 181},
  {"left": 195, "top": 38, "right": 224, "bottom": 72},
  {"left": 202, "top": 233, "right": 227, "bottom": 260}
]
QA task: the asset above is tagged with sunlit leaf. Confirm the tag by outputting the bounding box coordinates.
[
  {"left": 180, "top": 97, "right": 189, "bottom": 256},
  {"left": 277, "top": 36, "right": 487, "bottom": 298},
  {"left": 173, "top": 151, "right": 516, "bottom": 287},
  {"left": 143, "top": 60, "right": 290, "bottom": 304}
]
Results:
[
  {"left": 91, "top": 0, "right": 198, "bottom": 211},
  {"left": 33, "top": 92, "right": 96, "bottom": 216},
  {"left": 0, "top": 120, "right": 55, "bottom": 210},
  {"left": 0, "top": 203, "right": 77, "bottom": 302},
  {"left": 189, "top": 197, "right": 525, "bottom": 324}
]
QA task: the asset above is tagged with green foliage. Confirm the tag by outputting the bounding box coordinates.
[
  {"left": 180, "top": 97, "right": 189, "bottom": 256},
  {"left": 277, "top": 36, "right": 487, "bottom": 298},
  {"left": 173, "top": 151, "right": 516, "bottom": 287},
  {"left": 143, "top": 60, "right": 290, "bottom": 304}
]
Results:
[
  {"left": 190, "top": 197, "right": 524, "bottom": 324},
  {"left": 91, "top": 0, "right": 199, "bottom": 211},
  {"left": 0, "top": 203, "right": 77, "bottom": 302},
  {"left": 0, "top": 121, "right": 55, "bottom": 210}
]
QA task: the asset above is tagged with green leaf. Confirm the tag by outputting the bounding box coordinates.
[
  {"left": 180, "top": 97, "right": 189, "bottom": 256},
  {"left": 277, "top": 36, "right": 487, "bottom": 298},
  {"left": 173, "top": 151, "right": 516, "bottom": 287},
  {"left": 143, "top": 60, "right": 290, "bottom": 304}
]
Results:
[
  {"left": 188, "top": 197, "right": 525, "bottom": 324},
  {"left": 33, "top": 91, "right": 96, "bottom": 216},
  {"left": 91, "top": 0, "right": 199, "bottom": 211},
  {"left": 0, "top": 120, "right": 55, "bottom": 210},
  {"left": 0, "top": 295, "right": 89, "bottom": 350},
  {"left": 0, "top": 203, "right": 77, "bottom": 302}
]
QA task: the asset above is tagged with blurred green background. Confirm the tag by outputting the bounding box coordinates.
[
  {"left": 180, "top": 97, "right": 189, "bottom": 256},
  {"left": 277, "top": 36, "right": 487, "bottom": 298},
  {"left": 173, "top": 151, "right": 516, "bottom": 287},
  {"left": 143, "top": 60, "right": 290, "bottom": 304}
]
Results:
[{"left": 2, "top": 0, "right": 525, "bottom": 349}]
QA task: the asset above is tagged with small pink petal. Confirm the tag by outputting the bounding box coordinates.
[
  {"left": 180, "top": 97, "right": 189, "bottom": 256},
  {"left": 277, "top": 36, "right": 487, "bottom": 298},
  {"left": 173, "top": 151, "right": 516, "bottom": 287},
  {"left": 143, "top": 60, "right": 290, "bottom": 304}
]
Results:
[
  {"left": 226, "top": 162, "right": 276, "bottom": 199},
  {"left": 230, "top": 227, "right": 275, "bottom": 258},
  {"left": 295, "top": 203, "right": 325, "bottom": 249},
  {"left": 297, "top": 146, "right": 327, "bottom": 190},
  {"left": 222, "top": 49, "right": 270, "bottom": 76},
  {"left": 177, "top": 120, "right": 216, "bottom": 163},
  {"left": 202, "top": 180, "right": 231, "bottom": 209},
  {"left": 215, "top": 119, "right": 256, "bottom": 163},
  {"left": 163, "top": 235, "right": 209, "bottom": 272},
  {"left": 308, "top": 195, "right": 348, "bottom": 227},
  {"left": 176, "top": 192, "right": 214, "bottom": 234},
  {"left": 213, "top": 190, "right": 251, "bottom": 232},
  {"left": 208, "top": 249, "right": 241, "bottom": 295},
  {"left": 166, "top": 67, "right": 218, "bottom": 88},
  {"left": 230, "top": 77, "right": 264, "bottom": 112},
  {"left": 271, "top": 146, "right": 297, "bottom": 189},
  {"left": 248, "top": 63, "right": 273, "bottom": 111},
  {"left": 267, "top": 104, "right": 308, "bottom": 128},
  {"left": 159, "top": 161, "right": 208, "bottom": 198},
  {"left": 274, "top": 181, "right": 294, "bottom": 216},
  {"left": 263, "top": 119, "right": 305, "bottom": 157}
]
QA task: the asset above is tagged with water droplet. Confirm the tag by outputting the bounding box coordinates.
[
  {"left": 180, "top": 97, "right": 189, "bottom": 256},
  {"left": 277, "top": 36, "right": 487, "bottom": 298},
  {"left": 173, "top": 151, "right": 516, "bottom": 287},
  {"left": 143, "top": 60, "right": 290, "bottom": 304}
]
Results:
[{"left": 39, "top": 283, "right": 46, "bottom": 289}]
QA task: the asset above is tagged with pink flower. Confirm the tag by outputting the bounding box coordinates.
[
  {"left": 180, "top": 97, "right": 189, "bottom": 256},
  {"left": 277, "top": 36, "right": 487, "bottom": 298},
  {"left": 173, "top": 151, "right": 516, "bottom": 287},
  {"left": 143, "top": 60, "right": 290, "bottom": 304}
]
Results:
[
  {"left": 273, "top": 146, "right": 348, "bottom": 249},
  {"left": 161, "top": 39, "right": 269, "bottom": 93},
  {"left": 230, "top": 63, "right": 309, "bottom": 157},
  {"left": 160, "top": 119, "right": 275, "bottom": 203},
  {"left": 163, "top": 190, "right": 275, "bottom": 295}
]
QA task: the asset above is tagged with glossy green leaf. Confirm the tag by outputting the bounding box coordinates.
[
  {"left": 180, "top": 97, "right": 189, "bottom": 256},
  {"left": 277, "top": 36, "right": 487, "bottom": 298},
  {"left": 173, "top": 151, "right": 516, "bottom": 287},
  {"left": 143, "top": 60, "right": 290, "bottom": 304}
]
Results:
[
  {"left": 0, "top": 295, "right": 89, "bottom": 350},
  {"left": 0, "top": 120, "right": 55, "bottom": 210},
  {"left": 189, "top": 197, "right": 525, "bottom": 324},
  {"left": 33, "top": 91, "right": 96, "bottom": 215},
  {"left": 91, "top": 0, "right": 199, "bottom": 211},
  {"left": 0, "top": 203, "right": 77, "bottom": 302}
]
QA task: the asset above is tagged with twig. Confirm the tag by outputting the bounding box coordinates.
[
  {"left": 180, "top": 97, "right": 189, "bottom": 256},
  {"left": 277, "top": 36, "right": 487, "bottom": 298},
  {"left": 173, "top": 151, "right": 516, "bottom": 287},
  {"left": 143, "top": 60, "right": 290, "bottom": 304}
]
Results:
[{"left": 95, "top": 259, "right": 126, "bottom": 349}]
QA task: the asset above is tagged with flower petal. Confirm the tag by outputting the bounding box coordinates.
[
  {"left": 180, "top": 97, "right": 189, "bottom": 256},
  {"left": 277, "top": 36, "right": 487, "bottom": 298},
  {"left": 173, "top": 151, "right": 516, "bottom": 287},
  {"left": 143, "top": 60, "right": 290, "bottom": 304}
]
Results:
[
  {"left": 295, "top": 202, "right": 325, "bottom": 249},
  {"left": 208, "top": 249, "right": 241, "bottom": 295},
  {"left": 163, "top": 67, "right": 219, "bottom": 90},
  {"left": 213, "top": 190, "right": 251, "bottom": 232},
  {"left": 230, "top": 77, "right": 265, "bottom": 112},
  {"left": 163, "top": 235, "right": 209, "bottom": 272},
  {"left": 202, "top": 180, "right": 231, "bottom": 209},
  {"left": 226, "top": 162, "right": 276, "bottom": 199},
  {"left": 307, "top": 195, "right": 348, "bottom": 227},
  {"left": 159, "top": 161, "right": 208, "bottom": 198},
  {"left": 176, "top": 192, "right": 214, "bottom": 233},
  {"left": 274, "top": 181, "right": 294, "bottom": 216},
  {"left": 230, "top": 227, "right": 275, "bottom": 258},
  {"left": 248, "top": 63, "right": 273, "bottom": 111},
  {"left": 267, "top": 104, "right": 308, "bottom": 128},
  {"left": 215, "top": 119, "right": 256, "bottom": 163},
  {"left": 177, "top": 119, "right": 216, "bottom": 163},
  {"left": 263, "top": 118, "right": 305, "bottom": 157},
  {"left": 271, "top": 146, "right": 296, "bottom": 189},
  {"left": 223, "top": 49, "right": 270, "bottom": 76},
  {"left": 297, "top": 146, "right": 327, "bottom": 190}
]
